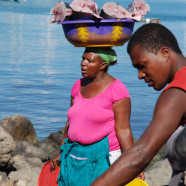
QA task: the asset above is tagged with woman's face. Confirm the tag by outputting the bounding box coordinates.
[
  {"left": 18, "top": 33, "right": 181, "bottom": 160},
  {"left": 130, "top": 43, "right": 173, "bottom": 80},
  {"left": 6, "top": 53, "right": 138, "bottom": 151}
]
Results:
[{"left": 81, "top": 52, "right": 104, "bottom": 78}]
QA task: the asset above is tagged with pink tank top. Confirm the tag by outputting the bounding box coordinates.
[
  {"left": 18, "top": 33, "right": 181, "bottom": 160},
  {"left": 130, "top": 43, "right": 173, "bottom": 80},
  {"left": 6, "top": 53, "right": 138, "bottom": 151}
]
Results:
[{"left": 67, "top": 78, "right": 130, "bottom": 151}]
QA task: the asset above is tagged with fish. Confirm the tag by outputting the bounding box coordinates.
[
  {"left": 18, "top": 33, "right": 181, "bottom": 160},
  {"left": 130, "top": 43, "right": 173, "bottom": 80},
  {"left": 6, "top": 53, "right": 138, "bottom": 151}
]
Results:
[
  {"left": 50, "top": 1, "right": 73, "bottom": 23},
  {"left": 126, "top": 0, "right": 150, "bottom": 21},
  {"left": 69, "top": 0, "right": 102, "bottom": 20},
  {"left": 99, "top": 2, "right": 131, "bottom": 19},
  {"left": 50, "top": 0, "right": 150, "bottom": 23}
]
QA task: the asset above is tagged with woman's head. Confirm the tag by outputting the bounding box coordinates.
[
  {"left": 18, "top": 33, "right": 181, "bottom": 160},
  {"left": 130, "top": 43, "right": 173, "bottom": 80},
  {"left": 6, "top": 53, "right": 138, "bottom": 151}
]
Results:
[
  {"left": 84, "top": 47, "right": 117, "bottom": 70},
  {"left": 81, "top": 47, "right": 117, "bottom": 78}
]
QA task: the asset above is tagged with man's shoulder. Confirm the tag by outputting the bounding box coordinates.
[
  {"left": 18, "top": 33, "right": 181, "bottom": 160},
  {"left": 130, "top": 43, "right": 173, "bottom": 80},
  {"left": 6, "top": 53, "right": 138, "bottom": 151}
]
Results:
[{"left": 163, "top": 67, "right": 186, "bottom": 92}]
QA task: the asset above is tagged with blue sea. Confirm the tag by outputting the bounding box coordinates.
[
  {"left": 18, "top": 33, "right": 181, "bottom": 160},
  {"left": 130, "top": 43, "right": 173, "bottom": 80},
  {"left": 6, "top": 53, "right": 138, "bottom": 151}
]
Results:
[{"left": 0, "top": 0, "right": 185, "bottom": 140}]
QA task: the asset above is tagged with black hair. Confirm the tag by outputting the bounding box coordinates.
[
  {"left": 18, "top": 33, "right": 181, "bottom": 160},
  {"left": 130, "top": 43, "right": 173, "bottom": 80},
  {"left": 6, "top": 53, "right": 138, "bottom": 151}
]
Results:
[{"left": 127, "top": 23, "right": 182, "bottom": 55}]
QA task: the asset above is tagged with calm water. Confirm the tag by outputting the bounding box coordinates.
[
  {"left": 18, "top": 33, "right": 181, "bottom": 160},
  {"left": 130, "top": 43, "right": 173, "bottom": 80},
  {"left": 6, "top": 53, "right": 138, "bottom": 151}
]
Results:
[{"left": 0, "top": 0, "right": 185, "bottom": 140}]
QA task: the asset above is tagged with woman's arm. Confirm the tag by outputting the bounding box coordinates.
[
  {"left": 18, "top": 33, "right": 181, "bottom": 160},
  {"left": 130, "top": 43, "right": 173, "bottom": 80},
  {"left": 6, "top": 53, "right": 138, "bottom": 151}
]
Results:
[
  {"left": 50, "top": 96, "right": 74, "bottom": 169},
  {"left": 61, "top": 96, "right": 74, "bottom": 146},
  {"left": 113, "top": 97, "right": 133, "bottom": 151},
  {"left": 61, "top": 96, "right": 74, "bottom": 145},
  {"left": 113, "top": 97, "right": 145, "bottom": 180}
]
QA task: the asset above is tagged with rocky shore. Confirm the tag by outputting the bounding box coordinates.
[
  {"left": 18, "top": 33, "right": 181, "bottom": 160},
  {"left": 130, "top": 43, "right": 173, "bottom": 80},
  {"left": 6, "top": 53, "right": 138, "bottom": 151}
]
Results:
[{"left": 0, "top": 115, "right": 185, "bottom": 186}]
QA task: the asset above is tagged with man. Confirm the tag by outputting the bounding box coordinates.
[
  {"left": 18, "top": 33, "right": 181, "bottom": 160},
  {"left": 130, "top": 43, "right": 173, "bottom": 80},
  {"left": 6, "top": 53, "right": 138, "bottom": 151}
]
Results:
[{"left": 91, "top": 23, "right": 186, "bottom": 186}]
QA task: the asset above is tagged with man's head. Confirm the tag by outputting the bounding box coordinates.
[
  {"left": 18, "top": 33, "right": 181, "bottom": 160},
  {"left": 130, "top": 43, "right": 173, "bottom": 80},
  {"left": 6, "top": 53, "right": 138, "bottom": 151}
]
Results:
[
  {"left": 127, "top": 23, "right": 182, "bottom": 55},
  {"left": 127, "top": 23, "right": 182, "bottom": 91}
]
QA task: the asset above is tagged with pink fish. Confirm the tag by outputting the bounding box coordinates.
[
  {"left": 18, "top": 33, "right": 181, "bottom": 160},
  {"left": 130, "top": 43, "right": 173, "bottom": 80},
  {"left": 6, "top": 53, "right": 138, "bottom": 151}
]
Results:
[
  {"left": 126, "top": 0, "right": 150, "bottom": 21},
  {"left": 100, "top": 2, "right": 131, "bottom": 19},
  {"left": 50, "top": 0, "right": 150, "bottom": 23},
  {"left": 69, "top": 0, "right": 101, "bottom": 19},
  {"left": 50, "top": 1, "right": 73, "bottom": 23}
]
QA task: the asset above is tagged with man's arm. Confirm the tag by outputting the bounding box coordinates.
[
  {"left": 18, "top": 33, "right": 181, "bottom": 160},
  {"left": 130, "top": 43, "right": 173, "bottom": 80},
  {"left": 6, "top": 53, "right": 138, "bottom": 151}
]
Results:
[{"left": 91, "top": 88, "right": 186, "bottom": 186}]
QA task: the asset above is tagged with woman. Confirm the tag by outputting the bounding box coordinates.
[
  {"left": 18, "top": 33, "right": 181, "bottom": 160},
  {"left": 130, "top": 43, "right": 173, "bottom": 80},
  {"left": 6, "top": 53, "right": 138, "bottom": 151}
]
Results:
[{"left": 51, "top": 47, "right": 144, "bottom": 185}]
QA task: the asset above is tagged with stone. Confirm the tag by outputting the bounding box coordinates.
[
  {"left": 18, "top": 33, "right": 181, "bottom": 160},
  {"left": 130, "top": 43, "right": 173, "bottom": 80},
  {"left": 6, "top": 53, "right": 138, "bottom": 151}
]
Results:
[
  {"left": 11, "top": 155, "right": 29, "bottom": 171},
  {"left": 25, "top": 157, "right": 43, "bottom": 168},
  {"left": 15, "top": 180, "right": 27, "bottom": 186},
  {"left": 12, "top": 141, "right": 49, "bottom": 162},
  {"left": 36, "top": 129, "right": 64, "bottom": 159},
  {"left": 0, "top": 115, "right": 38, "bottom": 145},
  {"left": 8, "top": 167, "right": 42, "bottom": 186},
  {"left": 48, "top": 131, "right": 64, "bottom": 146},
  {"left": 37, "top": 137, "right": 59, "bottom": 159},
  {"left": 0, "top": 171, "right": 7, "bottom": 182},
  {"left": 0, "top": 180, "right": 15, "bottom": 186},
  {"left": 0, "top": 127, "right": 15, "bottom": 169}
]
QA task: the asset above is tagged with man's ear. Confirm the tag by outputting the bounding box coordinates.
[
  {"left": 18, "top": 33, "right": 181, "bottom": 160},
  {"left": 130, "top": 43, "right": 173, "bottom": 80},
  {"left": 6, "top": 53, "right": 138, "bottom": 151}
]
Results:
[
  {"left": 100, "top": 61, "right": 108, "bottom": 70},
  {"left": 160, "top": 47, "right": 170, "bottom": 59}
]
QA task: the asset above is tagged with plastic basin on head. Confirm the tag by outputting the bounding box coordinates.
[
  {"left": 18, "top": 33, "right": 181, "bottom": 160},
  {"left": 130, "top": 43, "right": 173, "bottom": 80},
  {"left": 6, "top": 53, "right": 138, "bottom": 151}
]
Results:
[
  {"left": 125, "top": 178, "right": 148, "bottom": 186},
  {"left": 57, "top": 19, "right": 135, "bottom": 47}
]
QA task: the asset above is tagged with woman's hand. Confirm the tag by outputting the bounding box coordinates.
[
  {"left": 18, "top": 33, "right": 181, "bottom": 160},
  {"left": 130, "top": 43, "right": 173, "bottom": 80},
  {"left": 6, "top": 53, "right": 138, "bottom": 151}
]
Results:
[
  {"left": 50, "top": 153, "right": 61, "bottom": 171},
  {"left": 137, "top": 171, "right": 145, "bottom": 181}
]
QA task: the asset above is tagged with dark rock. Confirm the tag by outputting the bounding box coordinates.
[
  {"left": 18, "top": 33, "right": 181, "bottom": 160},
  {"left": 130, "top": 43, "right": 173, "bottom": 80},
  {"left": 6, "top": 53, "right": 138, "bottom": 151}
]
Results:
[
  {"left": 37, "top": 138, "right": 59, "bottom": 160},
  {"left": 58, "top": 128, "right": 65, "bottom": 135},
  {"left": 12, "top": 155, "right": 43, "bottom": 170},
  {"left": 48, "top": 130, "right": 64, "bottom": 146},
  {"left": 12, "top": 141, "right": 49, "bottom": 162},
  {"left": 37, "top": 129, "right": 64, "bottom": 159},
  {"left": 0, "top": 115, "right": 38, "bottom": 145}
]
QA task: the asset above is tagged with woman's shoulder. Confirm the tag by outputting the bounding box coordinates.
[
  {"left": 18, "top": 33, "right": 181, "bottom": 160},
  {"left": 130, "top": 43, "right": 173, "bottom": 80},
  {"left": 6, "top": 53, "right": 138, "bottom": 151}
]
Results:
[
  {"left": 71, "top": 78, "right": 83, "bottom": 96},
  {"left": 73, "top": 78, "right": 83, "bottom": 87},
  {"left": 108, "top": 78, "right": 130, "bottom": 99},
  {"left": 110, "top": 78, "right": 126, "bottom": 87}
]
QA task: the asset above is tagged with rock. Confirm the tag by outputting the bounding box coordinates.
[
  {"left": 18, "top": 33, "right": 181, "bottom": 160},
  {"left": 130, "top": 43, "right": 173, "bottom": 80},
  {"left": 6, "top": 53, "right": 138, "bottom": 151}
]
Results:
[
  {"left": 12, "top": 155, "right": 43, "bottom": 170},
  {"left": 0, "top": 179, "right": 27, "bottom": 186},
  {"left": 25, "top": 157, "right": 43, "bottom": 168},
  {"left": 0, "top": 115, "right": 38, "bottom": 145},
  {"left": 37, "top": 129, "right": 64, "bottom": 159},
  {"left": 0, "top": 172, "right": 7, "bottom": 182},
  {"left": 15, "top": 180, "right": 27, "bottom": 186},
  {"left": 2, "top": 115, "right": 185, "bottom": 186},
  {"left": 0, "top": 127, "right": 15, "bottom": 169},
  {"left": 48, "top": 131, "right": 64, "bottom": 146},
  {"left": 37, "top": 137, "right": 58, "bottom": 153},
  {"left": 8, "top": 167, "right": 42, "bottom": 186},
  {"left": 1, "top": 155, "right": 43, "bottom": 186},
  {"left": 12, "top": 155, "right": 29, "bottom": 171},
  {"left": 12, "top": 141, "right": 49, "bottom": 162},
  {"left": 0, "top": 180, "right": 15, "bottom": 186}
]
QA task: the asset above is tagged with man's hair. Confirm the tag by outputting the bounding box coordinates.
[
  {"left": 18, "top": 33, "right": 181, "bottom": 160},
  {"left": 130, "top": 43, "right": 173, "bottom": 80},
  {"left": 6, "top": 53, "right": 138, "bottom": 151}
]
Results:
[{"left": 127, "top": 23, "right": 182, "bottom": 55}]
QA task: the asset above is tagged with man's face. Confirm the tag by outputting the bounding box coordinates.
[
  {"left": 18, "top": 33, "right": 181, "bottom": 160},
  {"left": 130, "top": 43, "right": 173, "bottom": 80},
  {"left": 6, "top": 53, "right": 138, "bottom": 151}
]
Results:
[{"left": 129, "top": 45, "right": 171, "bottom": 91}]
